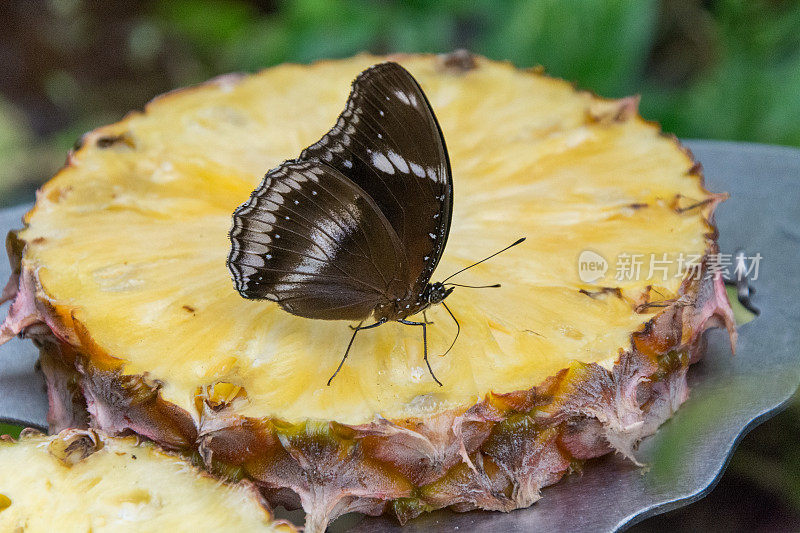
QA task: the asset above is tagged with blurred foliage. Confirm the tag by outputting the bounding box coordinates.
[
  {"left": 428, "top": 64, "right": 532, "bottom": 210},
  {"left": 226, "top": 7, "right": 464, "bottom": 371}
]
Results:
[
  {"left": 0, "top": 423, "right": 22, "bottom": 440},
  {"left": 726, "top": 285, "right": 756, "bottom": 325},
  {"left": 2, "top": 0, "right": 800, "bottom": 205},
  {"left": 0, "top": 0, "right": 799, "bottom": 529}
]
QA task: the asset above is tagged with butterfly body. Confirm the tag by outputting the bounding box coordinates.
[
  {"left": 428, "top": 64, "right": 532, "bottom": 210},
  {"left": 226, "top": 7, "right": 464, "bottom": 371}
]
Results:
[{"left": 372, "top": 282, "right": 454, "bottom": 323}]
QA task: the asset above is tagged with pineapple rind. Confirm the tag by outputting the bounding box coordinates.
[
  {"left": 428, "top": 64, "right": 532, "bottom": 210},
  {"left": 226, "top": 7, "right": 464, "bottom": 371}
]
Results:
[
  {"left": 0, "top": 53, "right": 737, "bottom": 531},
  {"left": 0, "top": 429, "right": 295, "bottom": 532}
]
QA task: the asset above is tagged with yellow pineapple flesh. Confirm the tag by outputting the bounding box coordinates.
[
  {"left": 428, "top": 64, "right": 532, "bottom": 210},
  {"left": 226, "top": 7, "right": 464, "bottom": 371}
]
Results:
[
  {"left": 0, "top": 53, "right": 735, "bottom": 531},
  {"left": 0, "top": 429, "right": 294, "bottom": 532}
]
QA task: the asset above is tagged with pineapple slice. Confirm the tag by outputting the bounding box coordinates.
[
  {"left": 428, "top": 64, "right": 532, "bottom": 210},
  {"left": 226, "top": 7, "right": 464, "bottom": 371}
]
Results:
[
  {"left": 0, "top": 52, "right": 735, "bottom": 531},
  {"left": 0, "top": 429, "right": 294, "bottom": 532}
]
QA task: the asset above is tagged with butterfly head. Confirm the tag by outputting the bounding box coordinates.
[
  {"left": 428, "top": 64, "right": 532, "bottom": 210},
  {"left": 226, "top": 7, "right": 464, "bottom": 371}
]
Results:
[{"left": 425, "top": 282, "right": 454, "bottom": 306}]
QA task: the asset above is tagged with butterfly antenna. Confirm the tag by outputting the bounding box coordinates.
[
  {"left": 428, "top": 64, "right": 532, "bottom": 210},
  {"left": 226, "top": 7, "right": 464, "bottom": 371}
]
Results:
[
  {"left": 445, "top": 283, "right": 501, "bottom": 289},
  {"left": 439, "top": 301, "right": 460, "bottom": 358},
  {"left": 441, "top": 237, "right": 526, "bottom": 283}
]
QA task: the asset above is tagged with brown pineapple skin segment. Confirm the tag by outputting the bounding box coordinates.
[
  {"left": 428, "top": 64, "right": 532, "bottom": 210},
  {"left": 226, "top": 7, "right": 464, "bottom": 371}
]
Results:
[{"left": 0, "top": 53, "right": 736, "bottom": 531}]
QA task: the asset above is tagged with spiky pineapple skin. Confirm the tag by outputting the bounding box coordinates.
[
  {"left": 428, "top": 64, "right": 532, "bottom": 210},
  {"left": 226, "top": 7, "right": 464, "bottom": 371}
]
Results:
[{"left": 0, "top": 52, "right": 736, "bottom": 531}]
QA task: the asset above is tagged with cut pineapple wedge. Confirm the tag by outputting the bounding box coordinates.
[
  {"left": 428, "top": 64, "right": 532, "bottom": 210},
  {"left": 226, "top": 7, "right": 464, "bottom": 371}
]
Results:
[
  {"left": 0, "top": 52, "right": 735, "bottom": 531},
  {"left": 0, "top": 429, "right": 294, "bottom": 532}
]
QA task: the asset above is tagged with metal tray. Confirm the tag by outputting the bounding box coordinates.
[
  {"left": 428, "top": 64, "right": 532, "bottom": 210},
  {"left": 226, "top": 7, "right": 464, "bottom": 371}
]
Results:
[{"left": 1, "top": 140, "right": 798, "bottom": 532}]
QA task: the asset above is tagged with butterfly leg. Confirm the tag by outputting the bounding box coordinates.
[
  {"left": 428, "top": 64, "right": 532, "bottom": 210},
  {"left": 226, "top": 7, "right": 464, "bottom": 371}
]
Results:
[
  {"left": 398, "top": 319, "right": 443, "bottom": 387},
  {"left": 422, "top": 310, "right": 434, "bottom": 325},
  {"left": 349, "top": 319, "right": 386, "bottom": 330},
  {"left": 329, "top": 319, "right": 387, "bottom": 386}
]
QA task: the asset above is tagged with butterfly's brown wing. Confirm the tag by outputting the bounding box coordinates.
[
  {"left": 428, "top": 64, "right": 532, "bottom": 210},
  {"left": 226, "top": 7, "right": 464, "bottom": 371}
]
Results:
[
  {"left": 228, "top": 160, "right": 406, "bottom": 320},
  {"left": 300, "top": 62, "right": 453, "bottom": 294}
]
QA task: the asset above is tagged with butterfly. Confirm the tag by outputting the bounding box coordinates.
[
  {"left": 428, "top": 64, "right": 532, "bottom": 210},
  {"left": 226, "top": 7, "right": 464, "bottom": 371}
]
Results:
[{"left": 227, "top": 62, "right": 523, "bottom": 386}]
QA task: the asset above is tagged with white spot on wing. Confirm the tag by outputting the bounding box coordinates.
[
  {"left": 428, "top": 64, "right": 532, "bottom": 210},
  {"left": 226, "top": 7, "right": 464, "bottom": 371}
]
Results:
[
  {"left": 275, "top": 203, "right": 364, "bottom": 289},
  {"left": 387, "top": 151, "right": 410, "bottom": 173},
  {"left": 370, "top": 152, "right": 395, "bottom": 174},
  {"left": 394, "top": 90, "right": 417, "bottom": 107},
  {"left": 409, "top": 162, "right": 425, "bottom": 177}
]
